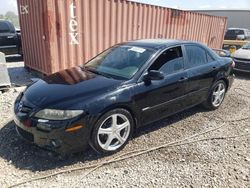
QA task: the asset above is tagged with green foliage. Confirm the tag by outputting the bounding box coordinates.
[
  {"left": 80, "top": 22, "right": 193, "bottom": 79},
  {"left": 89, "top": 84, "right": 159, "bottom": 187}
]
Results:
[{"left": 1, "top": 11, "right": 19, "bottom": 28}]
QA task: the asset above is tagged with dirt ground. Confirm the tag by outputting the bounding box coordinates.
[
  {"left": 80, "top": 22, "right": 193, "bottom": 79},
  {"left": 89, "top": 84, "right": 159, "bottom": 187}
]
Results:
[{"left": 0, "top": 59, "right": 249, "bottom": 188}]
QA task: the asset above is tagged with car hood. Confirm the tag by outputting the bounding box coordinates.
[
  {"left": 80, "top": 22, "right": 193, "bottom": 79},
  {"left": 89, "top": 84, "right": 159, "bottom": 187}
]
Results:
[
  {"left": 233, "top": 48, "right": 250, "bottom": 59},
  {"left": 22, "top": 67, "right": 123, "bottom": 108}
]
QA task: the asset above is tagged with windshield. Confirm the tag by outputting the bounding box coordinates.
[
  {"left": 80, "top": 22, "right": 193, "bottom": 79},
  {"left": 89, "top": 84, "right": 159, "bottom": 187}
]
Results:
[
  {"left": 242, "top": 42, "right": 250, "bottom": 49},
  {"left": 85, "top": 45, "right": 156, "bottom": 80},
  {"left": 226, "top": 29, "right": 244, "bottom": 36}
]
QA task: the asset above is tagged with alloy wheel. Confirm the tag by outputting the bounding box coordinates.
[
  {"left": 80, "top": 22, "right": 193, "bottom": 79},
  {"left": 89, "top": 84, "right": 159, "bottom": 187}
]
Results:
[
  {"left": 97, "top": 113, "right": 131, "bottom": 151},
  {"left": 212, "top": 83, "right": 226, "bottom": 107}
]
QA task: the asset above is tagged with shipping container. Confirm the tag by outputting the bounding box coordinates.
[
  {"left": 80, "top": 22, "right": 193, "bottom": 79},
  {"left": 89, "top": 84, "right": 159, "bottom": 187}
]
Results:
[{"left": 17, "top": 0, "right": 227, "bottom": 75}]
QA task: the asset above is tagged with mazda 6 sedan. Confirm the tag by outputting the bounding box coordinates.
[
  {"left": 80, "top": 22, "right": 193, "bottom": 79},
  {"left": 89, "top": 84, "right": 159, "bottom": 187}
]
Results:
[{"left": 14, "top": 39, "right": 234, "bottom": 154}]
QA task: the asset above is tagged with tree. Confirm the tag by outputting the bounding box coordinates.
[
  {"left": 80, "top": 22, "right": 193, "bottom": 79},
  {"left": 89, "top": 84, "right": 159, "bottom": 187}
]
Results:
[
  {"left": 4, "top": 11, "right": 19, "bottom": 28},
  {"left": 5, "top": 11, "right": 17, "bottom": 18}
]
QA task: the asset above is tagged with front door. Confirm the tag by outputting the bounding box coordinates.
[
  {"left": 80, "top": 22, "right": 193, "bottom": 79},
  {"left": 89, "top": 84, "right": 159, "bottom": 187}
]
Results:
[{"left": 133, "top": 46, "right": 189, "bottom": 125}]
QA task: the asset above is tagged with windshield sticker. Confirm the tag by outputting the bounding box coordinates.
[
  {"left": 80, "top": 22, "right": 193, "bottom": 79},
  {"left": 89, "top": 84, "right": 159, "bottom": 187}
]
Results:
[{"left": 128, "top": 47, "right": 146, "bottom": 53}]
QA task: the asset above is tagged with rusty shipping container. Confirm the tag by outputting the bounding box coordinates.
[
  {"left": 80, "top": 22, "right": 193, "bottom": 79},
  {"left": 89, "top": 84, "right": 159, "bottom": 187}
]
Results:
[{"left": 17, "top": 0, "right": 227, "bottom": 75}]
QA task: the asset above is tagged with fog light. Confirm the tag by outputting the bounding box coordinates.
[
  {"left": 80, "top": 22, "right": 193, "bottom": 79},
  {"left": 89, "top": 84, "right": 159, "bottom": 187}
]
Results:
[{"left": 37, "top": 123, "right": 52, "bottom": 132}]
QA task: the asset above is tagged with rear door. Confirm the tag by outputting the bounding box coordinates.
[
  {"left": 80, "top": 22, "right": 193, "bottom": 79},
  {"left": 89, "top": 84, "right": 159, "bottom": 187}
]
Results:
[
  {"left": 183, "top": 44, "right": 218, "bottom": 106},
  {"left": 0, "top": 21, "right": 18, "bottom": 55}
]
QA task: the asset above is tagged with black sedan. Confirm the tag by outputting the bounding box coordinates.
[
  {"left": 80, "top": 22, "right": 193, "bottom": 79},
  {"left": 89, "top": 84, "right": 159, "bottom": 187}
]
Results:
[{"left": 14, "top": 39, "right": 234, "bottom": 154}]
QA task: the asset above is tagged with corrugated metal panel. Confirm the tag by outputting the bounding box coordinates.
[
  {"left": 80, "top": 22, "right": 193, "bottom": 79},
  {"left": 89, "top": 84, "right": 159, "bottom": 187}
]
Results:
[
  {"left": 17, "top": 0, "right": 50, "bottom": 74},
  {"left": 17, "top": 0, "right": 227, "bottom": 75}
]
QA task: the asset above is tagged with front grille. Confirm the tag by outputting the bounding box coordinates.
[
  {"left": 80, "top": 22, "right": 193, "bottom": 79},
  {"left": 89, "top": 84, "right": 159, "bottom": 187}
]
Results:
[
  {"left": 235, "top": 61, "right": 250, "bottom": 70},
  {"left": 234, "top": 57, "right": 250, "bottom": 62},
  {"left": 20, "top": 105, "right": 32, "bottom": 113},
  {"left": 17, "top": 100, "right": 33, "bottom": 115},
  {"left": 16, "top": 126, "right": 34, "bottom": 142}
]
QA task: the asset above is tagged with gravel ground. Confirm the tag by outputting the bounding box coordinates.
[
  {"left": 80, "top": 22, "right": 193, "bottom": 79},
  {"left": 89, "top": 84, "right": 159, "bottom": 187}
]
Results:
[{"left": 0, "top": 60, "right": 249, "bottom": 188}]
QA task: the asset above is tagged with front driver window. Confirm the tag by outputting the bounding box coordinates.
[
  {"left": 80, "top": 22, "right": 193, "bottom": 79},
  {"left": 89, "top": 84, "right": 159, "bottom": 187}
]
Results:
[{"left": 149, "top": 46, "right": 184, "bottom": 75}]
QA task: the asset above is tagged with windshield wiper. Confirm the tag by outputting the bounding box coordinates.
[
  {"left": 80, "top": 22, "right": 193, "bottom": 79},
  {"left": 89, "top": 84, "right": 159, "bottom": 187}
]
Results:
[{"left": 84, "top": 67, "right": 113, "bottom": 79}]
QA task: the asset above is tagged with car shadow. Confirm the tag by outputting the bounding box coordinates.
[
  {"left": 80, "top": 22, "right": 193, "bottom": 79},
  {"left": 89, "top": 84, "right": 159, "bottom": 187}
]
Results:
[
  {"left": 5, "top": 55, "right": 23, "bottom": 63},
  {"left": 234, "top": 71, "right": 250, "bottom": 80},
  {"left": 134, "top": 105, "right": 205, "bottom": 138},
  {"left": 0, "top": 120, "right": 99, "bottom": 172},
  {"left": 0, "top": 106, "right": 204, "bottom": 172}
]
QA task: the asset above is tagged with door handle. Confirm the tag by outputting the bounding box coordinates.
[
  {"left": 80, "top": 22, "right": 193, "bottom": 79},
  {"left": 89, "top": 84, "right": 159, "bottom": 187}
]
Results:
[{"left": 178, "top": 77, "right": 188, "bottom": 82}]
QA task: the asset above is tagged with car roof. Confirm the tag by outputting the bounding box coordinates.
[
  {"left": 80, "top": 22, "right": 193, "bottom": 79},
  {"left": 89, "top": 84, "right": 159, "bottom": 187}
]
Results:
[
  {"left": 227, "top": 28, "right": 248, "bottom": 31},
  {"left": 122, "top": 39, "right": 199, "bottom": 50},
  {"left": 0, "top": 20, "right": 9, "bottom": 22},
  {"left": 0, "top": 20, "right": 12, "bottom": 25}
]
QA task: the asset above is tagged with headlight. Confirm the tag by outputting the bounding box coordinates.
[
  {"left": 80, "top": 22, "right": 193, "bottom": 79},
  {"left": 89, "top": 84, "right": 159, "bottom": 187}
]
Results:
[{"left": 34, "top": 109, "right": 84, "bottom": 120}]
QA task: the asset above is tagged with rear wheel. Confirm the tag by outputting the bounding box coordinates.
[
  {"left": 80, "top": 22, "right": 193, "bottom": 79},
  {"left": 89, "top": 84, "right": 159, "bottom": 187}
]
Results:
[
  {"left": 202, "top": 80, "right": 226, "bottom": 110},
  {"left": 90, "top": 109, "right": 134, "bottom": 154}
]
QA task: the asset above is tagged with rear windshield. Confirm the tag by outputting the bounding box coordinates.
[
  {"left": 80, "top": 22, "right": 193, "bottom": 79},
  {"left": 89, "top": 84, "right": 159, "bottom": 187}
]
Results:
[{"left": 226, "top": 29, "right": 244, "bottom": 36}]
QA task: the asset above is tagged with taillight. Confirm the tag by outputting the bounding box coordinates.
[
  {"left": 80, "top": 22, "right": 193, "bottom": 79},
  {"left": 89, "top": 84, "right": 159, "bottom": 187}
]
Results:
[{"left": 231, "top": 61, "right": 235, "bottom": 68}]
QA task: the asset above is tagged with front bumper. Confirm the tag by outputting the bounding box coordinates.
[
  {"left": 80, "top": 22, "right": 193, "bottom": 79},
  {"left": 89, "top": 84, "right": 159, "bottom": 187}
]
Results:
[
  {"left": 234, "top": 58, "right": 250, "bottom": 72},
  {"left": 13, "top": 101, "right": 91, "bottom": 154}
]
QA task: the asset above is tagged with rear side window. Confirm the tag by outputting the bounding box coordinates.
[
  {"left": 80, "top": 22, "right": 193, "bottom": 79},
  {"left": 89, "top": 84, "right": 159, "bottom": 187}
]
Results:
[
  {"left": 207, "top": 53, "right": 215, "bottom": 63},
  {"left": 185, "top": 45, "right": 208, "bottom": 68},
  {"left": 149, "top": 46, "right": 184, "bottom": 75},
  {"left": 0, "top": 22, "right": 10, "bottom": 33}
]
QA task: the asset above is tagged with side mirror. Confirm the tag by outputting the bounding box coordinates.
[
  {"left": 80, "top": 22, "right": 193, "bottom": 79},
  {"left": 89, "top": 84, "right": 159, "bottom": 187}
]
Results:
[{"left": 143, "top": 70, "right": 164, "bottom": 83}]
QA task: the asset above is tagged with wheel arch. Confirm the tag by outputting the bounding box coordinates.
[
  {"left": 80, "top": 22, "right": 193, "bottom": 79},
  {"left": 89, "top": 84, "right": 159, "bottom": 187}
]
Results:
[
  {"left": 100, "top": 104, "right": 138, "bottom": 130},
  {"left": 214, "top": 71, "right": 229, "bottom": 92},
  {"left": 216, "top": 78, "right": 229, "bottom": 92},
  {"left": 221, "top": 78, "right": 229, "bottom": 91},
  {"left": 88, "top": 104, "right": 139, "bottom": 138},
  {"left": 88, "top": 104, "right": 138, "bottom": 153}
]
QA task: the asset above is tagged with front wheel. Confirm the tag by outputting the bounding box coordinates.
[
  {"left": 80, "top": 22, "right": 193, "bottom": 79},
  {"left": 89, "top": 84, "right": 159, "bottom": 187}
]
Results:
[
  {"left": 202, "top": 80, "right": 227, "bottom": 110},
  {"left": 90, "top": 109, "right": 134, "bottom": 154}
]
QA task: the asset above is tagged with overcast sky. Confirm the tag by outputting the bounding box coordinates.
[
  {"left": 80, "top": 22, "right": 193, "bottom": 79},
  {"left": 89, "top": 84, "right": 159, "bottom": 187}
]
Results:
[
  {"left": 0, "top": 0, "right": 18, "bottom": 14},
  {"left": 133, "top": 0, "right": 250, "bottom": 10},
  {"left": 0, "top": 0, "right": 249, "bottom": 14}
]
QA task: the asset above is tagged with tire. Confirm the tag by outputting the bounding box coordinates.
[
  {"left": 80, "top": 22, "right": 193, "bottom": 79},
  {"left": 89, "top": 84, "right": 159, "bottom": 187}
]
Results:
[
  {"left": 202, "top": 80, "right": 227, "bottom": 110},
  {"left": 90, "top": 108, "right": 134, "bottom": 154}
]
